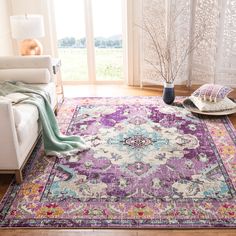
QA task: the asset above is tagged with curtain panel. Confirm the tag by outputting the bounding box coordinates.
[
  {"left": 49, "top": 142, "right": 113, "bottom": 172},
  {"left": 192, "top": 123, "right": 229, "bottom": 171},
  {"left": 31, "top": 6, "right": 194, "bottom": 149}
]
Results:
[{"left": 140, "top": 0, "right": 236, "bottom": 87}]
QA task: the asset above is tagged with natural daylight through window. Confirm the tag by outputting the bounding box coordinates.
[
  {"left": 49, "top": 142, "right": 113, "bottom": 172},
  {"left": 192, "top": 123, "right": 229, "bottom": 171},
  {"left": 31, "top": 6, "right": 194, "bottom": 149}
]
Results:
[{"left": 54, "top": 0, "right": 124, "bottom": 83}]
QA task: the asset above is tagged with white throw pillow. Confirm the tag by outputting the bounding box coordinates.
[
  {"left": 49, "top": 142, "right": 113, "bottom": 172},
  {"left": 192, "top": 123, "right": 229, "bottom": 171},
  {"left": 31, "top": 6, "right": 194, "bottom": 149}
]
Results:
[
  {"left": 189, "top": 96, "right": 236, "bottom": 112},
  {"left": 0, "top": 68, "right": 50, "bottom": 84},
  {"left": 191, "top": 84, "right": 233, "bottom": 102}
]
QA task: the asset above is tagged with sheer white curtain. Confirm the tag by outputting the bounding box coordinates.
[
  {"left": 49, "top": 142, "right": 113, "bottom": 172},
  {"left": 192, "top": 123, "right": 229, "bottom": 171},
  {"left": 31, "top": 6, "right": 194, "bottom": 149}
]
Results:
[{"left": 140, "top": 0, "right": 236, "bottom": 87}]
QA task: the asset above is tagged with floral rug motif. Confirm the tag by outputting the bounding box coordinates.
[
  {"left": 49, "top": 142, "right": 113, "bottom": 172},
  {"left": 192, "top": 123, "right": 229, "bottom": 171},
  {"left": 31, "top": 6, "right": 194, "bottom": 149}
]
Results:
[{"left": 0, "top": 97, "right": 236, "bottom": 228}]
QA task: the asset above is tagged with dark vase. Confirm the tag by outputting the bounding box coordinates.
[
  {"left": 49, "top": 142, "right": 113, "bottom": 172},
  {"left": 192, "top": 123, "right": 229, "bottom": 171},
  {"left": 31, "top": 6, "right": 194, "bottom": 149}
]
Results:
[{"left": 163, "top": 82, "right": 175, "bottom": 104}]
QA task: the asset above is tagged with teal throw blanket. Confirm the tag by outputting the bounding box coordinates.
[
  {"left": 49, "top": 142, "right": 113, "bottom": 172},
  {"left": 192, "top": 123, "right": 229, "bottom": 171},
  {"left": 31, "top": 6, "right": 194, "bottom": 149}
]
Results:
[{"left": 0, "top": 81, "right": 89, "bottom": 155}]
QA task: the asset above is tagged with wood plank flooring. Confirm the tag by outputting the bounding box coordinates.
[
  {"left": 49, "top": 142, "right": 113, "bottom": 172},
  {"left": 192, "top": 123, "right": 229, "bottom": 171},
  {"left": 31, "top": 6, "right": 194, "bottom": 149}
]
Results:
[
  {"left": 0, "top": 229, "right": 236, "bottom": 236},
  {"left": 0, "top": 85, "right": 236, "bottom": 236}
]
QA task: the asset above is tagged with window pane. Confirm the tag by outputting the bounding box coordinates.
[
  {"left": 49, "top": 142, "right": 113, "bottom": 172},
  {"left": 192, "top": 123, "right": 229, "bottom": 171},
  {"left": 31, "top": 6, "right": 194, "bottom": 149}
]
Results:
[
  {"left": 55, "top": 0, "right": 88, "bottom": 81},
  {"left": 92, "top": 0, "right": 123, "bottom": 81}
]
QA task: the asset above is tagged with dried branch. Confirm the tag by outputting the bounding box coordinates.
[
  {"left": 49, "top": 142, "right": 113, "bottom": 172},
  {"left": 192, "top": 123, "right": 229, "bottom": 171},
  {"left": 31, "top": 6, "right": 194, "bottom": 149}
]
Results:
[{"left": 141, "top": 0, "right": 214, "bottom": 84}]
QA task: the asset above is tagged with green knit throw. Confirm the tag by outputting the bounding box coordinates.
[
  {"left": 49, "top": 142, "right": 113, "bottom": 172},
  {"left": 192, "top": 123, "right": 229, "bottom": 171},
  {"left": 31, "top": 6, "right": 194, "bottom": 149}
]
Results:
[{"left": 0, "top": 81, "right": 89, "bottom": 155}]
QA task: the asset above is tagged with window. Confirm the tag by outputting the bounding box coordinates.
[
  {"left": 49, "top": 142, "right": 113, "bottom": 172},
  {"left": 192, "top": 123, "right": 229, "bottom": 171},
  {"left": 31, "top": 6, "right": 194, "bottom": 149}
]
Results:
[{"left": 54, "top": 0, "right": 124, "bottom": 84}]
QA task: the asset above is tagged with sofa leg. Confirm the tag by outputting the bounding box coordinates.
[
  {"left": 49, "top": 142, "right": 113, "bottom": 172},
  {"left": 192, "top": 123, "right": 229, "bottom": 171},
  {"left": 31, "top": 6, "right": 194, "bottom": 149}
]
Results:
[{"left": 15, "top": 170, "right": 23, "bottom": 184}]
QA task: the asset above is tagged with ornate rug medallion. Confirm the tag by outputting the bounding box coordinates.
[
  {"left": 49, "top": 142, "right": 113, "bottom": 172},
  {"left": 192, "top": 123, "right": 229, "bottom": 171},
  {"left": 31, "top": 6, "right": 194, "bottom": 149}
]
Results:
[{"left": 0, "top": 97, "right": 235, "bottom": 228}]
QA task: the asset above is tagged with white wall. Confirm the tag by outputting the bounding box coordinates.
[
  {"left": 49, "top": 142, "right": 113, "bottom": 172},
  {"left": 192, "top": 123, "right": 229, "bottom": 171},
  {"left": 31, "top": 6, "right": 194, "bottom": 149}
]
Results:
[
  {"left": 1, "top": 0, "right": 139, "bottom": 85},
  {"left": 123, "top": 0, "right": 142, "bottom": 86},
  {"left": 0, "top": 0, "right": 14, "bottom": 55},
  {"left": 10, "top": 0, "right": 58, "bottom": 56}
]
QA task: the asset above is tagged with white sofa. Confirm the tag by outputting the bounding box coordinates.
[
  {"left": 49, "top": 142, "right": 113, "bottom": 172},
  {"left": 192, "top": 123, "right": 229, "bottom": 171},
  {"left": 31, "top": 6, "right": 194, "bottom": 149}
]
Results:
[{"left": 0, "top": 56, "right": 57, "bottom": 183}]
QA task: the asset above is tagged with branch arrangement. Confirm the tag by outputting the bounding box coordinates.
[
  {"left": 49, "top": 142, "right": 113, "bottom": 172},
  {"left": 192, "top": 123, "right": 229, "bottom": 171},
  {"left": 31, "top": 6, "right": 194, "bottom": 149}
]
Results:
[{"left": 141, "top": 0, "right": 214, "bottom": 84}]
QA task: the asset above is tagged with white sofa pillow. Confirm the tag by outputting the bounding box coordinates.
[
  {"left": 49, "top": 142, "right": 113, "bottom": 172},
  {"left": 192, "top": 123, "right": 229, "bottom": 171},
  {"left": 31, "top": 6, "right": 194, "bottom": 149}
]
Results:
[
  {"left": 0, "top": 68, "right": 50, "bottom": 84},
  {"left": 189, "top": 96, "right": 236, "bottom": 111}
]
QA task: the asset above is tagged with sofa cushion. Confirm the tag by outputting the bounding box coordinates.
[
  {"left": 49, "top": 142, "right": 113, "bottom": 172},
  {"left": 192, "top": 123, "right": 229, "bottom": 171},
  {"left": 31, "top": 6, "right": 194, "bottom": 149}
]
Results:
[
  {"left": 12, "top": 107, "right": 22, "bottom": 127},
  {"left": 14, "top": 104, "right": 39, "bottom": 143},
  {"left": 12, "top": 82, "right": 56, "bottom": 142},
  {"left": 34, "top": 82, "right": 57, "bottom": 109},
  {"left": 0, "top": 56, "right": 54, "bottom": 78},
  {"left": 8, "top": 83, "right": 56, "bottom": 128},
  {"left": 5, "top": 92, "right": 29, "bottom": 104},
  {"left": 0, "top": 68, "right": 50, "bottom": 84}
]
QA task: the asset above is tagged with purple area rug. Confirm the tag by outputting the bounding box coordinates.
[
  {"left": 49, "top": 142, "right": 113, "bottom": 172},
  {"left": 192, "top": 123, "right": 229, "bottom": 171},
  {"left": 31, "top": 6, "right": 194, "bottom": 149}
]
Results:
[{"left": 0, "top": 97, "right": 236, "bottom": 228}]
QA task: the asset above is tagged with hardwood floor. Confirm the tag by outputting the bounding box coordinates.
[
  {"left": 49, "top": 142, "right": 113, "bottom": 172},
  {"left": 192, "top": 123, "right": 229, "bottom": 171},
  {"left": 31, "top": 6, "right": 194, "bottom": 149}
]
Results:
[
  {"left": 0, "top": 229, "right": 236, "bottom": 236},
  {"left": 0, "top": 85, "right": 236, "bottom": 236}
]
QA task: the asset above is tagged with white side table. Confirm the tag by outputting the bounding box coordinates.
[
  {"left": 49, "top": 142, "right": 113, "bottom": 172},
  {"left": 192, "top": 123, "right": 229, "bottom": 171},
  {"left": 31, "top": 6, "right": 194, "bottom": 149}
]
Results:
[{"left": 52, "top": 58, "right": 64, "bottom": 104}]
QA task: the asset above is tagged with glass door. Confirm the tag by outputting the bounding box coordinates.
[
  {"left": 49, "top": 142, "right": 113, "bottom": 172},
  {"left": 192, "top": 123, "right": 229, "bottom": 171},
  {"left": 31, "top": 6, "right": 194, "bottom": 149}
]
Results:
[
  {"left": 54, "top": 0, "right": 124, "bottom": 83},
  {"left": 92, "top": 0, "right": 123, "bottom": 81},
  {"left": 54, "top": 0, "right": 89, "bottom": 82}
]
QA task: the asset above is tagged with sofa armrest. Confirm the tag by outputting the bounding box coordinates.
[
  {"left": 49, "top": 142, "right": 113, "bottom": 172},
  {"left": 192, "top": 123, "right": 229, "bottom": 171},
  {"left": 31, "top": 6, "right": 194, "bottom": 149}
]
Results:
[{"left": 0, "top": 100, "right": 20, "bottom": 169}]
